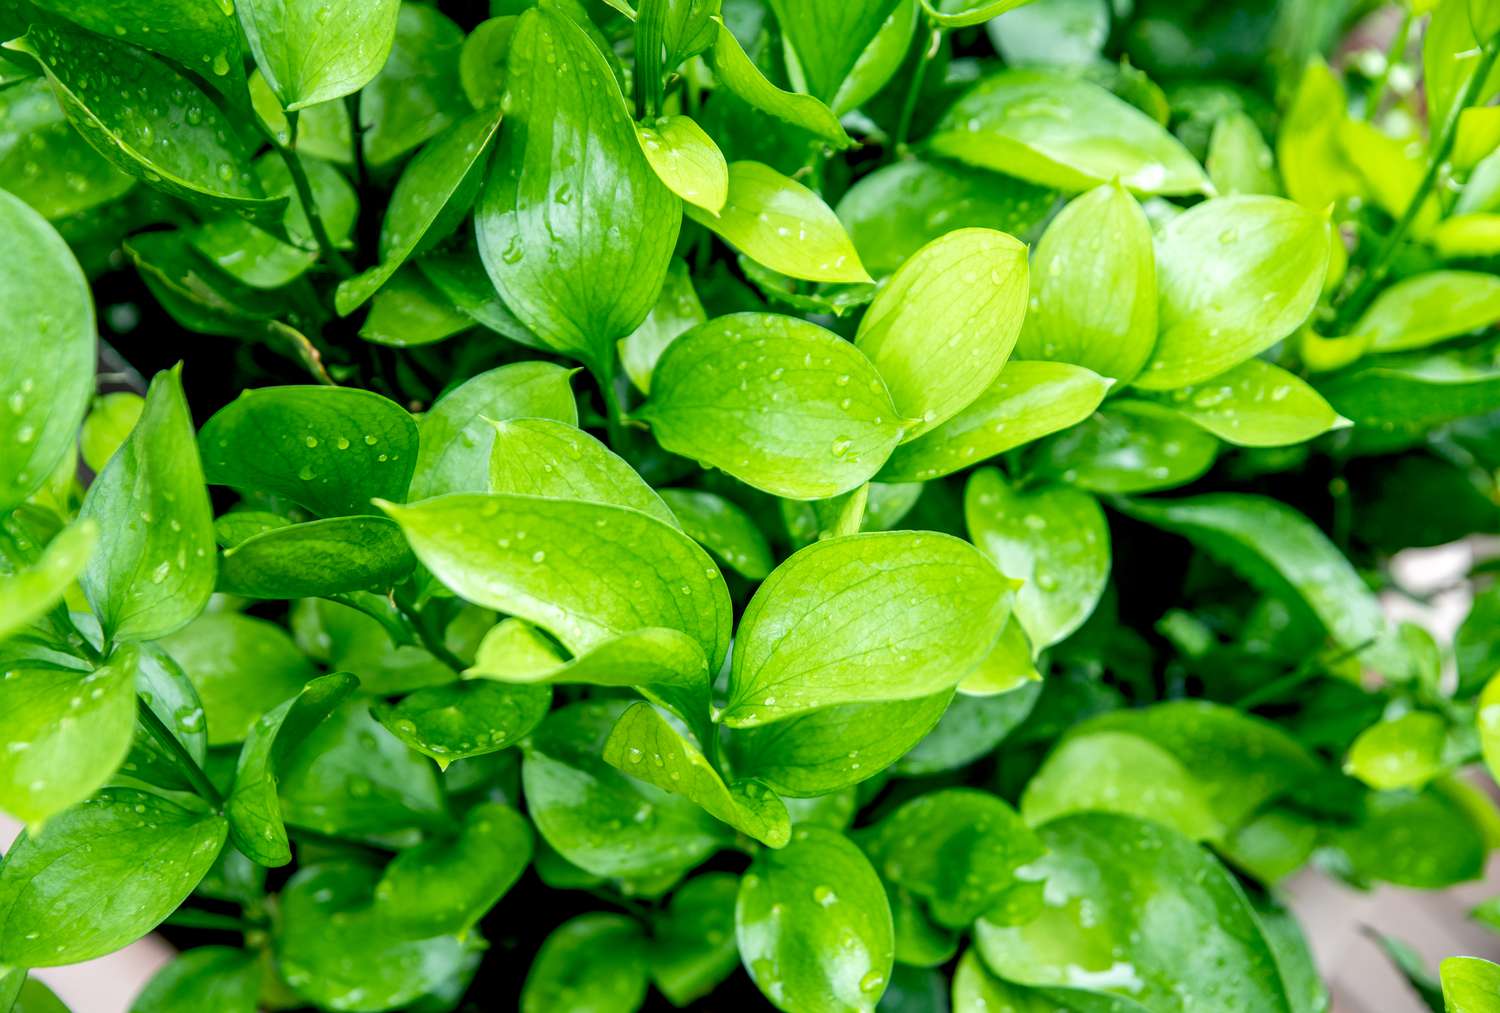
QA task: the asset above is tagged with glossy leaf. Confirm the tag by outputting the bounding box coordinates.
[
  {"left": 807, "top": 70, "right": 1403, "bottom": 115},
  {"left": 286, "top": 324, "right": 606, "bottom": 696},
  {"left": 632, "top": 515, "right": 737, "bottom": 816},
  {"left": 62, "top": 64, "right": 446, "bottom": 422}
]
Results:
[
  {"left": 923, "top": 0, "right": 1034, "bottom": 27},
  {"left": 371, "top": 679, "right": 551, "bottom": 769},
  {"left": 639, "top": 312, "right": 903, "bottom": 500},
  {"left": 218, "top": 516, "right": 416, "bottom": 598},
  {"left": 1206, "top": 110, "right": 1280, "bottom": 196},
  {"left": 358, "top": 4, "right": 466, "bottom": 168},
  {"left": 1278, "top": 59, "right": 1361, "bottom": 210},
  {"left": 706, "top": 20, "right": 852, "bottom": 148},
  {"left": 1319, "top": 358, "right": 1500, "bottom": 433},
  {"left": 0, "top": 788, "right": 226, "bottom": 967},
  {"left": 1134, "top": 195, "right": 1330, "bottom": 390},
  {"left": 854, "top": 229, "right": 1028, "bottom": 439},
  {"left": 488, "top": 418, "right": 676, "bottom": 525},
  {"left": 769, "top": 0, "right": 900, "bottom": 102},
  {"left": 1351, "top": 270, "right": 1500, "bottom": 353},
  {"left": 620, "top": 257, "right": 708, "bottom": 395},
  {"left": 130, "top": 946, "right": 260, "bottom": 1013},
  {"left": 124, "top": 643, "right": 210, "bottom": 793},
  {"left": 1034, "top": 400, "right": 1218, "bottom": 493},
  {"left": 1345, "top": 712, "right": 1448, "bottom": 792},
  {"left": 1332, "top": 786, "right": 1487, "bottom": 889},
  {"left": 200, "top": 386, "right": 418, "bottom": 518},
  {"left": 477, "top": 6, "right": 680, "bottom": 371},
  {"left": 1141, "top": 359, "right": 1347, "bottom": 447},
  {"left": 659, "top": 487, "right": 774, "bottom": 579},
  {"left": 238, "top": 0, "right": 400, "bottom": 110},
  {"left": 651, "top": 873, "right": 742, "bottom": 1006},
  {"left": 1443, "top": 956, "right": 1500, "bottom": 1013},
  {"left": 0, "top": 519, "right": 96, "bottom": 643},
  {"left": 0, "top": 188, "right": 94, "bottom": 512},
  {"left": 722, "top": 532, "right": 1014, "bottom": 726},
  {"left": 79, "top": 366, "right": 216, "bottom": 643},
  {"left": 521, "top": 913, "right": 649, "bottom": 1013},
  {"left": 737, "top": 826, "right": 894, "bottom": 1013},
  {"left": 638, "top": 115, "right": 729, "bottom": 215}
]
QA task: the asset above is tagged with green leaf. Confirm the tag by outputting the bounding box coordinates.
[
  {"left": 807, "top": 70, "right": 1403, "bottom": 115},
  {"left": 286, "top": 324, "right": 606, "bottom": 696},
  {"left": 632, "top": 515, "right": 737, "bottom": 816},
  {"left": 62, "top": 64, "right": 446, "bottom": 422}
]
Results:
[
  {"left": 218, "top": 516, "right": 416, "bottom": 599},
  {"left": 854, "top": 229, "right": 1028, "bottom": 439},
  {"left": 1332, "top": 786, "right": 1487, "bottom": 888},
  {"left": 1116, "top": 493, "right": 1390, "bottom": 663},
  {"left": 409, "top": 361, "right": 577, "bottom": 500},
  {"left": 488, "top": 418, "right": 676, "bottom": 525},
  {"left": 722, "top": 531, "right": 1014, "bottom": 727},
  {"left": 1034, "top": 400, "right": 1218, "bottom": 493},
  {"left": 930, "top": 70, "right": 1209, "bottom": 195},
  {"left": 0, "top": 644, "right": 136, "bottom": 829},
  {"left": 1139, "top": 359, "right": 1347, "bottom": 447},
  {"left": 360, "top": 260, "right": 474, "bottom": 348},
  {"left": 200, "top": 386, "right": 418, "bottom": 518},
  {"left": 276, "top": 861, "right": 477, "bottom": 1012},
  {"left": 879, "top": 361, "right": 1112, "bottom": 482},
  {"left": 1345, "top": 711, "right": 1449, "bottom": 792},
  {"left": 238, "top": 0, "right": 400, "bottom": 110},
  {"left": 373, "top": 802, "right": 532, "bottom": 938},
  {"left": 769, "top": 0, "right": 901, "bottom": 102},
  {"left": 737, "top": 825, "right": 894, "bottom": 1013},
  {"left": 521, "top": 700, "right": 724, "bottom": 879},
  {"left": 922, "top": 0, "right": 1034, "bottom": 28},
  {"left": 829, "top": 0, "right": 917, "bottom": 114},
  {"left": 381, "top": 493, "right": 731, "bottom": 669},
  {"left": 358, "top": 4, "right": 466, "bottom": 168},
  {"left": 659, "top": 487, "right": 774, "bottom": 579},
  {"left": 371, "top": 679, "right": 551, "bottom": 769},
  {"left": 705, "top": 20, "right": 853, "bottom": 148},
  {"left": 638, "top": 312, "right": 903, "bottom": 500},
  {"left": 958, "top": 618, "right": 1039, "bottom": 695},
  {"left": 836, "top": 159, "right": 1054, "bottom": 279},
  {"left": 335, "top": 107, "right": 503, "bottom": 314},
  {"left": 521, "top": 913, "right": 650, "bottom": 1013},
  {"left": 1443, "top": 956, "right": 1500, "bottom": 1013},
  {"left": 686, "top": 162, "right": 871, "bottom": 284},
  {"left": 1206, "top": 110, "right": 1280, "bottom": 196},
  {"left": 0, "top": 788, "right": 226, "bottom": 967},
  {"left": 129, "top": 946, "right": 260, "bottom": 1013},
  {"left": 80, "top": 392, "right": 144, "bottom": 472},
  {"left": 0, "top": 519, "right": 95, "bottom": 643},
  {"left": 290, "top": 596, "right": 467, "bottom": 694},
  {"left": 605, "top": 701, "right": 790, "bottom": 846},
  {"left": 224, "top": 671, "right": 359, "bottom": 867},
  {"left": 467, "top": 618, "right": 710, "bottom": 694},
  {"left": 952, "top": 949, "right": 1154, "bottom": 1013},
  {"left": 1134, "top": 195, "right": 1330, "bottom": 390},
  {"left": 476, "top": 6, "right": 680, "bottom": 371},
  {"left": 1019, "top": 730, "right": 1223, "bottom": 840},
  {"left": 1480, "top": 674, "right": 1500, "bottom": 782},
  {"left": 620, "top": 258, "right": 707, "bottom": 395},
  {"left": 418, "top": 250, "right": 545, "bottom": 347},
  {"left": 79, "top": 366, "right": 215, "bottom": 643},
  {"left": 975, "top": 813, "right": 1293, "bottom": 1013},
  {"left": 159, "top": 612, "right": 317, "bottom": 746},
  {"left": 986, "top": 0, "right": 1111, "bottom": 67},
  {"left": 248, "top": 70, "right": 353, "bottom": 162},
  {"left": 30, "top": 0, "right": 245, "bottom": 93},
  {"left": 638, "top": 115, "right": 729, "bottom": 215},
  {"left": 0, "top": 77, "right": 134, "bottom": 221},
  {"left": 1319, "top": 358, "right": 1500, "bottom": 433},
  {"left": 965, "top": 468, "right": 1108, "bottom": 648},
  {"left": 125, "top": 643, "right": 210, "bottom": 793},
  {"left": 0, "top": 188, "right": 94, "bottom": 512},
  {"left": 1016, "top": 181, "right": 1157, "bottom": 384},
  {"left": 7, "top": 25, "right": 281, "bottom": 220},
  {"left": 459, "top": 16, "right": 515, "bottom": 108},
  {"left": 895, "top": 684, "right": 1039, "bottom": 776},
  {"left": 650, "top": 873, "right": 741, "bottom": 1006},
  {"left": 863, "top": 788, "right": 1044, "bottom": 929},
  {"left": 1351, "top": 270, "right": 1500, "bottom": 353},
  {"left": 1277, "top": 60, "right": 1362, "bottom": 210}
]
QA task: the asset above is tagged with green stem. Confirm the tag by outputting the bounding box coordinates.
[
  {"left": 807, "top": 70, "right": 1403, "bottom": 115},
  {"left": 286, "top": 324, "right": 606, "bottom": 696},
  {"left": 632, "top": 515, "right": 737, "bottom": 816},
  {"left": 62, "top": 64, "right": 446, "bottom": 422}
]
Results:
[
  {"left": 598, "top": 359, "right": 630, "bottom": 453},
  {"left": 272, "top": 110, "right": 354, "bottom": 279},
  {"left": 1332, "top": 41, "right": 1500, "bottom": 330},
  {"left": 137, "top": 696, "right": 224, "bottom": 809},
  {"left": 892, "top": 23, "right": 942, "bottom": 159},
  {"left": 393, "top": 597, "right": 469, "bottom": 674},
  {"left": 1363, "top": 7, "right": 1414, "bottom": 121}
]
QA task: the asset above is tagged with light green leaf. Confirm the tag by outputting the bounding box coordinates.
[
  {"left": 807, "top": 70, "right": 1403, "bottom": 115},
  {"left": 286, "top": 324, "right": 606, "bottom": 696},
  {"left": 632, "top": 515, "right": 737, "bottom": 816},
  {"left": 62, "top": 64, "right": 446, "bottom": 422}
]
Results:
[
  {"left": 276, "top": 861, "right": 476, "bottom": 1012},
  {"left": 467, "top": 619, "right": 709, "bottom": 693},
  {"left": 855, "top": 229, "right": 1028, "bottom": 439},
  {"left": 238, "top": 0, "right": 399, "bottom": 110},
  {"left": 768, "top": 0, "right": 901, "bottom": 102},
  {"left": 336, "top": 107, "right": 503, "bottom": 314},
  {"left": 521, "top": 700, "right": 724, "bottom": 879},
  {"left": 729, "top": 692, "right": 952, "bottom": 797},
  {"left": 879, "top": 361, "right": 1112, "bottom": 482},
  {"left": 1019, "top": 730, "right": 1223, "bottom": 839},
  {"left": 358, "top": 4, "right": 466, "bottom": 168},
  {"left": 930, "top": 70, "right": 1209, "bottom": 195},
  {"left": 986, "top": 0, "right": 1110, "bottom": 68},
  {"left": 957, "top": 619, "right": 1039, "bottom": 695},
  {"left": 382, "top": 493, "right": 731, "bottom": 669},
  {"left": 1443, "top": 956, "right": 1500, "bottom": 1013},
  {"left": 830, "top": 0, "right": 917, "bottom": 114},
  {"left": 371, "top": 679, "right": 551, "bottom": 769},
  {"left": 1278, "top": 60, "right": 1362, "bottom": 210},
  {"left": 965, "top": 468, "right": 1108, "bottom": 648},
  {"left": 639, "top": 312, "right": 903, "bottom": 500},
  {"left": 0, "top": 645, "right": 136, "bottom": 830},
  {"left": 922, "top": 0, "right": 1034, "bottom": 27},
  {"left": 1426, "top": 0, "right": 1500, "bottom": 138},
  {"left": 1016, "top": 181, "right": 1156, "bottom": 384},
  {"left": 374, "top": 802, "right": 532, "bottom": 938},
  {"left": 620, "top": 258, "right": 707, "bottom": 395},
  {"left": 1352, "top": 270, "right": 1500, "bottom": 352},
  {"left": 1034, "top": 400, "right": 1218, "bottom": 493},
  {"left": 722, "top": 531, "right": 1014, "bottom": 727},
  {"left": 476, "top": 6, "right": 680, "bottom": 371},
  {"left": 952, "top": 948, "right": 1154, "bottom": 1013},
  {"left": 737, "top": 826, "right": 894, "bottom": 1013},
  {"left": 1479, "top": 674, "right": 1500, "bottom": 783},
  {"left": 248, "top": 70, "right": 353, "bottom": 163},
  {"left": 659, "top": 487, "right": 774, "bottom": 579},
  {"left": 1141, "top": 359, "right": 1346, "bottom": 447},
  {"left": 975, "top": 813, "right": 1293, "bottom": 1013},
  {"left": 638, "top": 115, "right": 729, "bottom": 215},
  {"left": 1207, "top": 110, "right": 1280, "bottom": 196},
  {"left": 160, "top": 612, "right": 317, "bottom": 747},
  {"left": 224, "top": 671, "right": 359, "bottom": 867},
  {"left": 124, "top": 643, "right": 209, "bottom": 794},
  {"left": 218, "top": 516, "right": 416, "bottom": 599},
  {"left": 650, "top": 873, "right": 742, "bottom": 1006},
  {"left": 360, "top": 276, "right": 476, "bottom": 348},
  {"left": 0, "top": 519, "right": 95, "bottom": 643},
  {"left": 836, "top": 159, "right": 1055, "bottom": 279},
  {"left": 80, "top": 392, "right": 144, "bottom": 473},
  {"left": 686, "top": 161, "right": 871, "bottom": 284},
  {"left": 489, "top": 418, "right": 676, "bottom": 525},
  {"left": 1134, "top": 195, "right": 1330, "bottom": 390},
  {"left": 706, "top": 20, "right": 853, "bottom": 148},
  {"left": 130, "top": 946, "right": 260, "bottom": 1013},
  {"left": 605, "top": 701, "right": 790, "bottom": 847},
  {"left": 200, "top": 386, "right": 418, "bottom": 518},
  {"left": 0, "top": 788, "right": 226, "bottom": 967},
  {"left": 7, "top": 25, "right": 280, "bottom": 220},
  {"left": 1319, "top": 358, "right": 1500, "bottom": 433},
  {"left": 30, "top": 0, "right": 243, "bottom": 93},
  {"left": 460, "top": 16, "right": 516, "bottom": 108},
  {"left": 419, "top": 250, "right": 544, "bottom": 348},
  {"left": 1345, "top": 711, "right": 1449, "bottom": 792},
  {"left": 0, "top": 188, "right": 94, "bottom": 512},
  {"left": 521, "top": 913, "right": 649, "bottom": 1013},
  {"left": 80, "top": 367, "right": 215, "bottom": 643}
]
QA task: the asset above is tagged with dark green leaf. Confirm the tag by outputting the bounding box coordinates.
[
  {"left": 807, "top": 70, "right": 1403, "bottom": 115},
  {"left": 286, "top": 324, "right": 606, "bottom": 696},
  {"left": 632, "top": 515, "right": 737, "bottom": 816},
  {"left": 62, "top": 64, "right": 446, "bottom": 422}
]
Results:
[
  {"left": 1034, "top": 400, "right": 1218, "bottom": 493},
  {"left": 650, "top": 873, "right": 741, "bottom": 1005},
  {"left": 218, "top": 516, "right": 416, "bottom": 598},
  {"left": 659, "top": 487, "right": 774, "bottom": 579},
  {"left": 705, "top": 19, "right": 853, "bottom": 147},
  {"left": 521, "top": 913, "right": 650, "bottom": 1013},
  {"left": 371, "top": 679, "right": 551, "bottom": 769},
  {"left": 358, "top": 5, "right": 465, "bottom": 168},
  {"left": 129, "top": 946, "right": 260, "bottom": 1013}
]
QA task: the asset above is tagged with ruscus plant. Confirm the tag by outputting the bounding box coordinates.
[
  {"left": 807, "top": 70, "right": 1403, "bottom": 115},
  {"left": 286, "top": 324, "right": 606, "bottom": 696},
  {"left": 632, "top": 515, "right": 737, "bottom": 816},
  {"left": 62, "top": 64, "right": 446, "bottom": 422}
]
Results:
[{"left": 6, "top": 0, "right": 1500, "bottom": 1010}]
